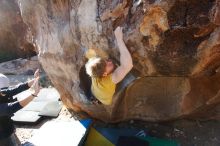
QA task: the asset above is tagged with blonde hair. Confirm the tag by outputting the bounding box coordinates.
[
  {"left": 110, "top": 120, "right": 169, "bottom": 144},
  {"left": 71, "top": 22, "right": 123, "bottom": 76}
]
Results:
[{"left": 85, "top": 57, "right": 106, "bottom": 78}]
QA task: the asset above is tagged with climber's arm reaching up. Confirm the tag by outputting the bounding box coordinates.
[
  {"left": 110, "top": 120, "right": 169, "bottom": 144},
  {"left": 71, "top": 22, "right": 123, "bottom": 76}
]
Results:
[{"left": 112, "top": 27, "right": 133, "bottom": 84}]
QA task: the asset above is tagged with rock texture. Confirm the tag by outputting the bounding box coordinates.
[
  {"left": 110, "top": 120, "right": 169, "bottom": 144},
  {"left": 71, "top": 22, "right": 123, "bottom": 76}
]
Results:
[
  {"left": 0, "top": 0, "right": 36, "bottom": 63},
  {"left": 17, "top": 0, "right": 220, "bottom": 122}
]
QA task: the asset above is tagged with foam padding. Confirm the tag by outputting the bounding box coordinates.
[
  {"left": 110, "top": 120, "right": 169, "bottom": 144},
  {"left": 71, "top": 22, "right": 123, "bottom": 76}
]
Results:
[
  {"left": 32, "top": 88, "right": 60, "bottom": 102},
  {"left": 94, "top": 127, "right": 148, "bottom": 145},
  {"left": 84, "top": 127, "right": 114, "bottom": 146},
  {"left": 28, "top": 121, "right": 87, "bottom": 146},
  {"left": 21, "top": 101, "right": 48, "bottom": 112},
  {"left": 80, "top": 119, "right": 93, "bottom": 129},
  {"left": 11, "top": 110, "right": 41, "bottom": 123},
  {"left": 12, "top": 88, "right": 62, "bottom": 123},
  {"left": 38, "top": 101, "right": 62, "bottom": 117}
]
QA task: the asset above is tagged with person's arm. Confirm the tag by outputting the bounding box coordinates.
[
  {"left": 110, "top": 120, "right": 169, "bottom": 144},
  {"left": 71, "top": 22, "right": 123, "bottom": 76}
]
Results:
[
  {"left": 0, "top": 94, "right": 38, "bottom": 116},
  {"left": 0, "top": 82, "right": 31, "bottom": 98},
  {"left": 0, "top": 69, "right": 39, "bottom": 100},
  {"left": 112, "top": 27, "right": 133, "bottom": 84},
  {"left": 19, "top": 77, "right": 40, "bottom": 107},
  {"left": 0, "top": 102, "right": 23, "bottom": 116},
  {"left": 0, "top": 78, "right": 40, "bottom": 116}
]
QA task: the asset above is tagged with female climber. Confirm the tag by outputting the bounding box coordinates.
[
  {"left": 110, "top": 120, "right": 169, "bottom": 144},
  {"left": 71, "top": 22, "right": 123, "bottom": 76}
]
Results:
[{"left": 85, "top": 26, "right": 133, "bottom": 105}]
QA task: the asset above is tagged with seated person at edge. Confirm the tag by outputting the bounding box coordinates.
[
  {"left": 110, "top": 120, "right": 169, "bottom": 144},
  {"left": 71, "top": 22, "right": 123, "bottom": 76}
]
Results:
[{"left": 85, "top": 26, "right": 133, "bottom": 105}]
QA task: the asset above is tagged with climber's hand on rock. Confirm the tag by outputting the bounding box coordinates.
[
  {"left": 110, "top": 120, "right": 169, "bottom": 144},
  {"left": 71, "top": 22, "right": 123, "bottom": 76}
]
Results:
[{"left": 114, "top": 26, "right": 123, "bottom": 41}]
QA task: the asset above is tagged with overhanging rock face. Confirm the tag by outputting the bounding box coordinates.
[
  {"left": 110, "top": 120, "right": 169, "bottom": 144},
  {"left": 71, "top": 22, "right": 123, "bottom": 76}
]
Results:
[{"left": 18, "top": 0, "right": 220, "bottom": 122}]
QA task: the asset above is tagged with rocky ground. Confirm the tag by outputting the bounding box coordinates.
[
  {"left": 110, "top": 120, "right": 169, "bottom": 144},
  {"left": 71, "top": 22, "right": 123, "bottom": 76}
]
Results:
[
  {"left": 101, "top": 119, "right": 220, "bottom": 146},
  {"left": 15, "top": 107, "right": 220, "bottom": 146},
  {"left": 8, "top": 75, "right": 219, "bottom": 146}
]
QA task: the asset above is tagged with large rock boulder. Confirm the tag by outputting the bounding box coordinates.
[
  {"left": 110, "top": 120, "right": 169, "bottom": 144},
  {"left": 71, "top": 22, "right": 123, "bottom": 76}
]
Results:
[
  {"left": 17, "top": 0, "right": 220, "bottom": 122},
  {"left": 0, "top": 0, "right": 36, "bottom": 62}
]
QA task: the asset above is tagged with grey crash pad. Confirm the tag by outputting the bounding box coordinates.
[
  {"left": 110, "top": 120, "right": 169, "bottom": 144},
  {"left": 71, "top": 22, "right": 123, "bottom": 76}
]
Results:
[
  {"left": 12, "top": 88, "right": 62, "bottom": 123},
  {"left": 11, "top": 111, "right": 41, "bottom": 123},
  {"left": 27, "top": 121, "right": 88, "bottom": 146},
  {"left": 39, "top": 101, "right": 62, "bottom": 117}
]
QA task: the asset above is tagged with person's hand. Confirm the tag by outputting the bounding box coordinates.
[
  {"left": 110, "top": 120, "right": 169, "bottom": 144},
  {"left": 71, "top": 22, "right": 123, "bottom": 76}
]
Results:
[
  {"left": 32, "top": 77, "right": 40, "bottom": 96},
  {"left": 28, "top": 69, "right": 40, "bottom": 87},
  {"left": 114, "top": 26, "right": 123, "bottom": 41},
  {"left": 34, "top": 69, "right": 40, "bottom": 78}
]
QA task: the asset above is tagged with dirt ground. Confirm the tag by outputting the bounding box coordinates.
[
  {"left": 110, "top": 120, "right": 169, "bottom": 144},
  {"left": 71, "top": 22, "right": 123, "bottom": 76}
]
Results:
[
  {"left": 8, "top": 75, "right": 220, "bottom": 146},
  {"left": 102, "top": 119, "right": 220, "bottom": 146}
]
